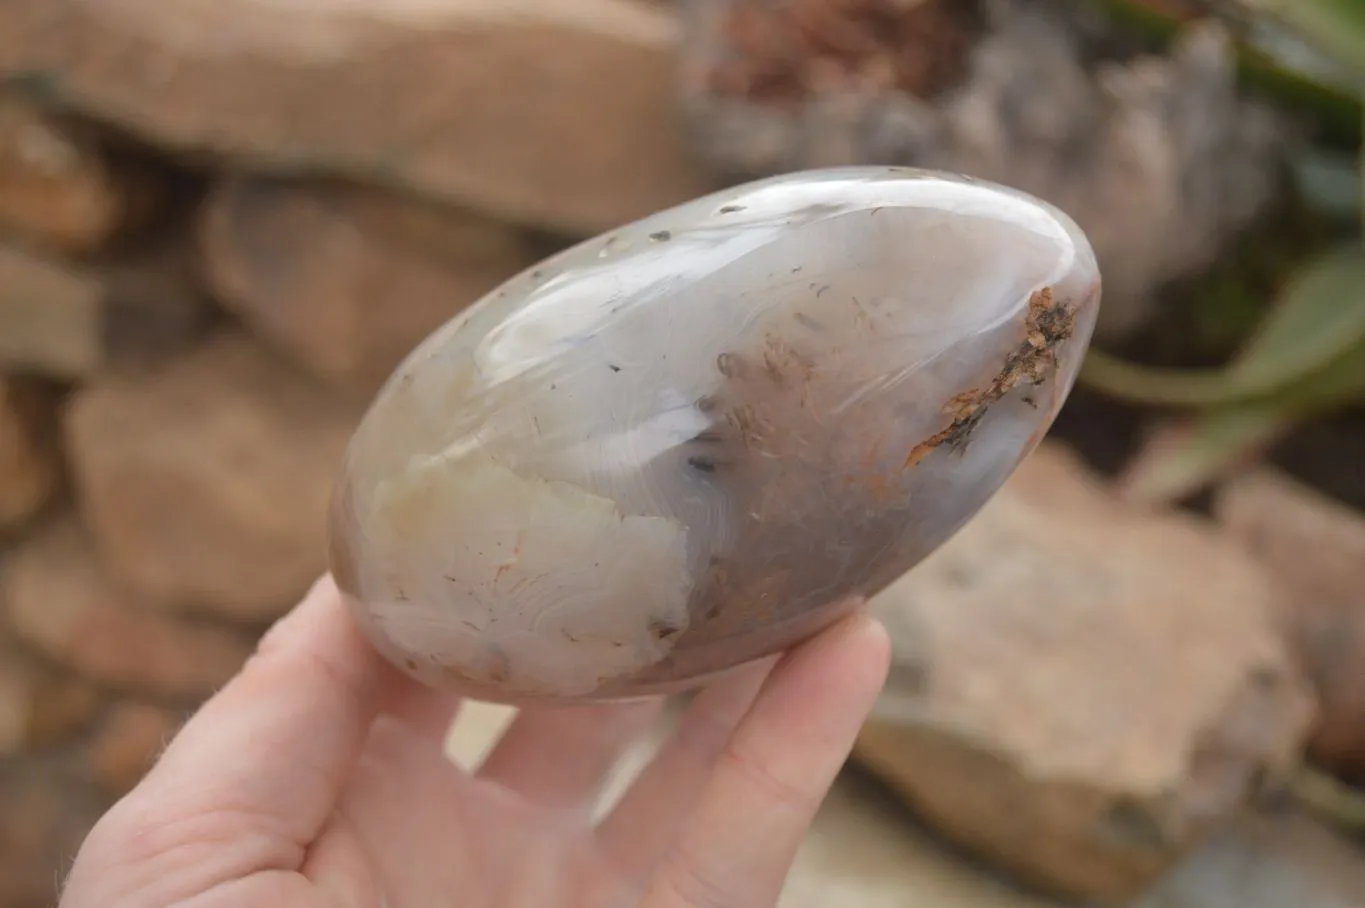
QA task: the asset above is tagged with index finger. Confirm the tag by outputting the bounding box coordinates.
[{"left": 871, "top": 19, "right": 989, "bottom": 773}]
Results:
[{"left": 88, "top": 575, "right": 406, "bottom": 876}]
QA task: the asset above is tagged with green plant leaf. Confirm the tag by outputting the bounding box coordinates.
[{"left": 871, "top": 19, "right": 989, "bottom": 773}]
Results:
[
  {"left": 1116, "top": 403, "right": 1294, "bottom": 502},
  {"left": 1081, "top": 351, "right": 1246, "bottom": 407},
  {"left": 1117, "top": 328, "right": 1365, "bottom": 501},
  {"left": 1084, "top": 0, "right": 1364, "bottom": 144},
  {"left": 1292, "top": 765, "right": 1365, "bottom": 834},
  {"left": 1234, "top": 0, "right": 1365, "bottom": 84},
  {"left": 1232, "top": 244, "right": 1365, "bottom": 372},
  {"left": 1080, "top": 244, "right": 1365, "bottom": 406},
  {"left": 1292, "top": 145, "right": 1364, "bottom": 223},
  {"left": 1261, "top": 324, "right": 1365, "bottom": 407}
]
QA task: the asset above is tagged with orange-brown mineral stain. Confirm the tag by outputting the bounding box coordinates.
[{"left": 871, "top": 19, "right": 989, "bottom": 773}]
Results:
[{"left": 904, "top": 287, "right": 1074, "bottom": 469}]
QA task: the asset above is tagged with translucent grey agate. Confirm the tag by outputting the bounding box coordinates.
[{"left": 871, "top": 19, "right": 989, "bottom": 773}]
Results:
[{"left": 329, "top": 166, "right": 1101, "bottom": 704}]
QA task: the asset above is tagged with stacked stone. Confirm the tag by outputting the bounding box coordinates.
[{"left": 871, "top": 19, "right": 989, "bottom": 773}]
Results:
[{"left": 0, "top": 3, "right": 708, "bottom": 904}]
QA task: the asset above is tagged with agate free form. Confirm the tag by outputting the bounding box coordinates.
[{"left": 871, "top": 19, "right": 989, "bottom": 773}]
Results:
[{"left": 328, "top": 166, "right": 1101, "bottom": 704}]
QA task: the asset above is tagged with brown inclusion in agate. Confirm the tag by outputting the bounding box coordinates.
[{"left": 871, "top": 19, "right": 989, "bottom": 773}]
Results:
[{"left": 328, "top": 166, "right": 1101, "bottom": 704}]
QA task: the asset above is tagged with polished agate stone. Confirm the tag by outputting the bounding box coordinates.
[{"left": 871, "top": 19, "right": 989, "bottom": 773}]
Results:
[{"left": 328, "top": 166, "right": 1101, "bottom": 704}]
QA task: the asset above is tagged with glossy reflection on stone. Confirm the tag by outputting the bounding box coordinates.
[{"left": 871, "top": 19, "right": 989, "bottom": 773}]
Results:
[{"left": 328, "top": 166, "right": 1102, "bottom": 704}]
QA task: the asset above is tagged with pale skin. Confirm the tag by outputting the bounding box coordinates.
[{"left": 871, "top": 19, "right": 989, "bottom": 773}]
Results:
[{"left": 59, "top": 575, "right": 891, "bottom": 908}]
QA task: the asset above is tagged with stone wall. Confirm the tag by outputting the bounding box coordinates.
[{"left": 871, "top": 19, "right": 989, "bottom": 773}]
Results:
[{"left": 0, "top": 3, "right": 712, "bottom": 904}]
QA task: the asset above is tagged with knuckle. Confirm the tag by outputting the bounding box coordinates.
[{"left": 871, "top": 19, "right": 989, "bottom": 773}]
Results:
[
  {"left": 658, "top": 838, "right": 740, "bottom": 908},
  {"left": 716, "top": 741, "right": 811, "bottom": 815}
]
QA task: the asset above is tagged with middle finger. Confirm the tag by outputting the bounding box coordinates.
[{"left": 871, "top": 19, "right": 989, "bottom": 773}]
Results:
[{"left": 594, "top": 657, "right": 776, "bottom": 883}]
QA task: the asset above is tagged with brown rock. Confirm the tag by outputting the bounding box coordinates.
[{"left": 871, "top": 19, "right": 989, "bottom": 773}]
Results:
[
  {"left": 0, "top": 92, "right": 136, "bottom": 254},
  {"left": 1132, "top": 805, "right": 1365, "bottom": 908},
  {"left": 0, "top": 244, "right": 103, "bottom": 377},
  {"left": 80, "top": 701, "right": 183, "bottom": 794},
  {"left": 0, "top": 378, "right": 60, "bottom": 534},
  {"left": 1215, "top": 469, "right": 1365, "bottom": 781},
  {"left": 0, "top": 760, "right": 109, "bottom": 908},
  {"left": 2, "top": 517, "right": 255, "bottom": 700},
  {"left": 853, "top": 443, "right": 1315, "bottom": 903},
  {"left": 0, "top": 0, "right": 712, "bottom": 235},
  {"left": 782, "top": 773, "right": 1063, "bottom": 908},
  {"left": 64, "top": 330, "right": 362, "bottom": 622},
  {"left": 0, "top": 639, "right": 102, "bottom": 755},
  {"left": 678, "top": 0, "right": 1290, "bottom": 342},
  {"left": 201, "top": 176, "right": 539, "bottom": 391},
  {"left": 0, "top": 241, "right": 212, "bottom": 379},
  {"left": 97, "top": 234, "right": 220, "bottom": 369}
]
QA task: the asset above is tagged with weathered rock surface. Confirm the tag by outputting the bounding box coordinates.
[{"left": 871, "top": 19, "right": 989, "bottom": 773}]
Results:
[
  {"left": 0, "top": 92, "right": 140, "bottom": 254},
  {"left": 1216, "top": 469, "right": 1365, "bottom": 782},
  {"left": 2, "top": 517, "right": 255, "bottom": 701},
  {"left": 79, "top": 700, "right": 182, "bottom": 794},
  {"left": 678, "top": 0, "right": 1291, "bottom": 341},
  {"left": 0, "top": 241, "right": 212, "bottom": 379},
  {"left": 0, "top": 0, "right": 712, "bottom": 235},
  {"left": 0, "top": 638, "right": 102, "bottom": 756},
  {"left": 201, "top": 176, "right": 540, "bottom": 391},
  {"left": 781, "top": 772, "right": 1060, "bottom": 908},
  {"left": 0, "top": 761, "right": 109, "bottom": 908},
  {"left": 0, "top": 378, "right": 60, "bottom": 534},
  {"left": 0, "top": 244, "right": 104, "bottom": 377},
  {"left": 853, "top": 443, "right": 1315, "bottom": 902},
  {"left": 1132, "top": 805, "right": 1365, "bottom": 908},
  {"left": 64, "top": 330, "right": 362, "bottom": 622},
  {"left": 97, "top": 236, "right": 220, "bottom": 369}
]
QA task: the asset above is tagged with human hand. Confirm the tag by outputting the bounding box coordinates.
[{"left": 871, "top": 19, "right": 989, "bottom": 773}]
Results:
[{"left": 59, "top": 574, "right": 891, "bottom": 908}]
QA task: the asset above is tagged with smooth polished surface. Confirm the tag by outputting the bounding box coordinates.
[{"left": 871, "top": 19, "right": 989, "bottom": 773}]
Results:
[{"left": 329, "top": 166, "right": 1102, "bottom": 703}]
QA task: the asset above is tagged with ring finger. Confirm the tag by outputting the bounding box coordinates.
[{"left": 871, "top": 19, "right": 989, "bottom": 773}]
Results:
[{"left": 595, "top": 657, "right": 776, "bottom": 883}]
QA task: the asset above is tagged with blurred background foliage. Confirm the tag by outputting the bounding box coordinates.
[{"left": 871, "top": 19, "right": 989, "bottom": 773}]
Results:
[{"left": 1076, "top": 0, "right": 1365, "bottom": 502}]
